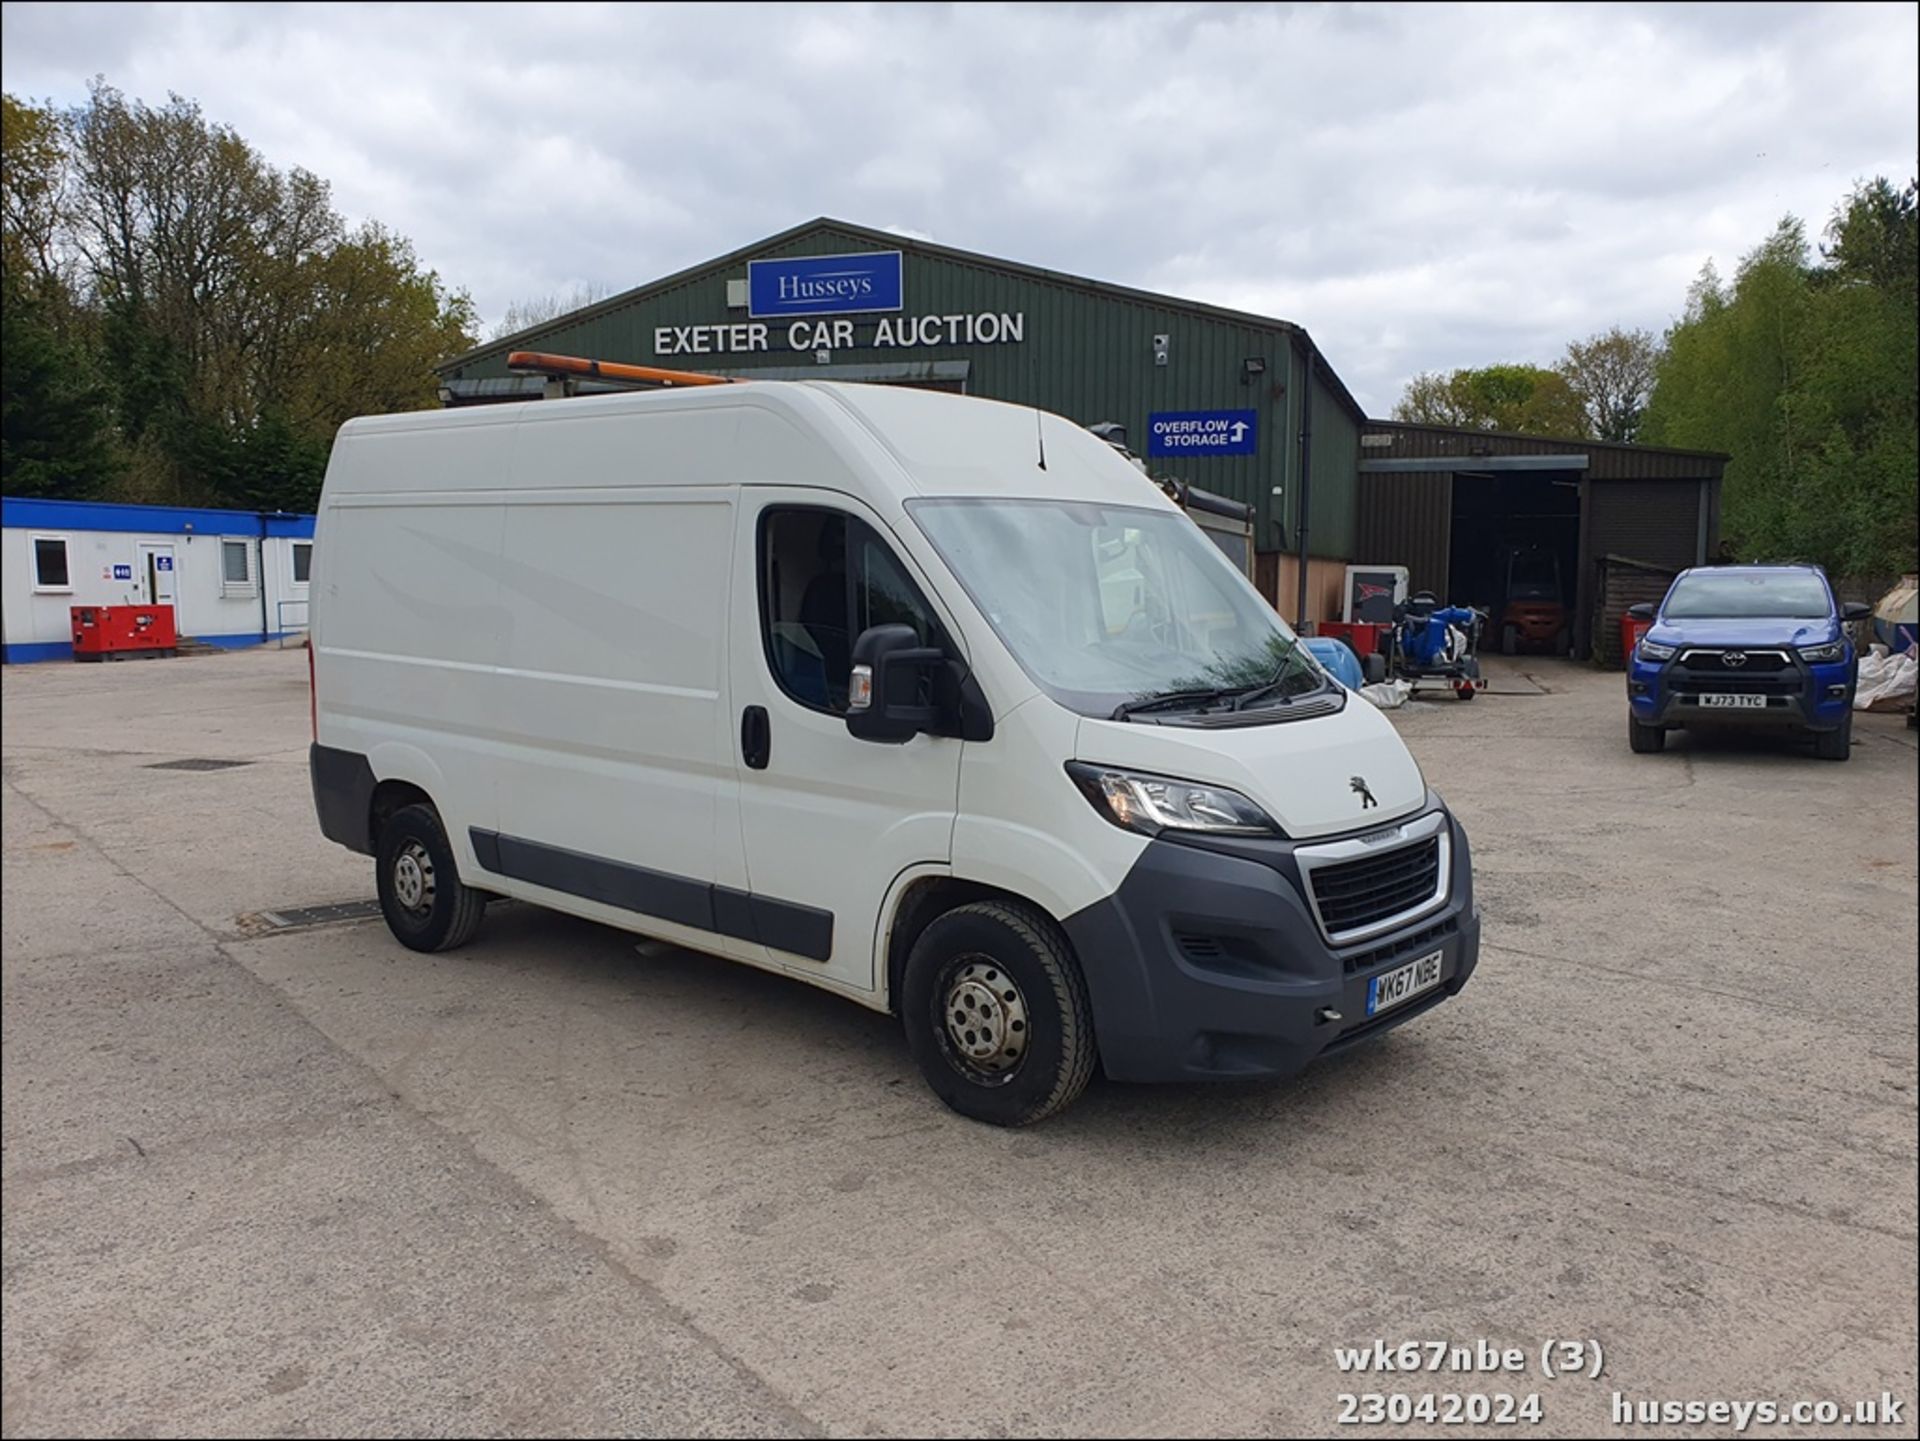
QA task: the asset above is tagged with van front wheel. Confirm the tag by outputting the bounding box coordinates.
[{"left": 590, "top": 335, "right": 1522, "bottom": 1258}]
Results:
[
  {"left": 376, "top": 803, "right": 487, "bottom": 953},
  {"left": 901, "top": 900, "right": 1096, "bottom": 1127}
]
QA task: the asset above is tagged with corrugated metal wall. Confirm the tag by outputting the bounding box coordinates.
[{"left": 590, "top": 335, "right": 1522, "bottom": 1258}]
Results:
[
  {"left": 1307, "top": 369, "right": 1359, "bottom": 558},
  {"left": 446, "top": 223, "right": 1365, "bottom": 559},
  {"left": 1586, "top": 480, "right": 1703, "bottom": 570},
  {"left": 1356, "top": 472, "right": 1452, "bottom": 597},
  {"left": 1360, "top": 422, "right": 1726, "bottom": 482}
]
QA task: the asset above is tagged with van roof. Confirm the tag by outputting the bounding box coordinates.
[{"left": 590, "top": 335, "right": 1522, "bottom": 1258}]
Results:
[{"left": 336, "top": 381, "right": 1171, "bottom": 508}]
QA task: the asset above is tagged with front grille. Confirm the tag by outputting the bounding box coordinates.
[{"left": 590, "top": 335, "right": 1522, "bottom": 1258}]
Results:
[
  {"left": 1678, "top": 649, "right": 1793, "bottom": 674},
  {"left": 1308, "top": 836, "right": 1442, "bottom": 937},
  {"left": 1343, "top": 915, "right": 1458, "bottom": 975},
  {"left": 1672, "top": 674, "right": 1803, "bottom": 696}
]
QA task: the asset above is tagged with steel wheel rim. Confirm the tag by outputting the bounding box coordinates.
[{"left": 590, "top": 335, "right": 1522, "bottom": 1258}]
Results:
[
  {"left": 938, "top": 955, "right": 1030, "bottom": 1082},
  {"left": 392, "top": 840, "right": 435, "bottom": 915}
]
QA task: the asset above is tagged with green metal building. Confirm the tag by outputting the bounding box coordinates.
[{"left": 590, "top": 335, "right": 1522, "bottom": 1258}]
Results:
[{"left": 439, "top": 218, "right": 1366, "bottom": 619}]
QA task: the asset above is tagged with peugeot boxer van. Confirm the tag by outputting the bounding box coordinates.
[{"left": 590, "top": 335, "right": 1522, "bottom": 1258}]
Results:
[{"left": 309, "top": 381, "right": 1479, "bottom": 1124}]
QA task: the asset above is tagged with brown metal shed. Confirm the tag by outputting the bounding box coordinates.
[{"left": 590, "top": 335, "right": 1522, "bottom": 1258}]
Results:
[{"left": 1354, "top": 422, "right": 1728, "bottom": 660}]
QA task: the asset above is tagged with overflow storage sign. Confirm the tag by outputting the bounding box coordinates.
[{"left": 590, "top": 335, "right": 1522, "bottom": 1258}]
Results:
[{"left": 1147, "top": 410, "right": 1258, "bottom": 457}]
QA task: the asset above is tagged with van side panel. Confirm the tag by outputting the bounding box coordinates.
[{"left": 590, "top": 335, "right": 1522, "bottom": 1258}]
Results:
[
  {"left": 484, "top": 487, "right": 737, "bottom": 924},
  {"left": 315, "top": 420, "right": 513, "bottom": 866}
]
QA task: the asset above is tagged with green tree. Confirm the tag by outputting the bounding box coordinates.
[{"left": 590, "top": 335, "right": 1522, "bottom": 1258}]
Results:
[
  {"left": 2, "top": 93, "right": 69, "bottom": 291},
  {"left": 1643, "top": 183, "right": 1918, "bottom": 576},
  {"left": 1, "top": 275, "right": 119, "bottom": 498},
  {"left": 1558, "top": 326, "right": 1661, "bottom": 443},
  {"left": 0, "top": 80, "right": 478, "bottom": 511},
  {"left": 1393, "top": 363, "right": 1591, "bottom": 437}
]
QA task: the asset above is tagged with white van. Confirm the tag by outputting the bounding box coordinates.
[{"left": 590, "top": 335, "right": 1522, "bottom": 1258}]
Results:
[{"left": 309, "top": 381, "right": 1478, "bottom": 1124}]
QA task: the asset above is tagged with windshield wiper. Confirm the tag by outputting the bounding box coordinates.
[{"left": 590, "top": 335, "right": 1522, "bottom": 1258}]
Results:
[
  {"left": 1110, "top": 686, "right": 1242, "bottom": 721},
  {"left": 1230, "top": 644, "right": 1320, "bottom": 711}
]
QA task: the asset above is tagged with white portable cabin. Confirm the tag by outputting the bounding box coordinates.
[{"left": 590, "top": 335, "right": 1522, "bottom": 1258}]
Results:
[{"left": 1, "top": 497, "right": 315, "bottom": 662}]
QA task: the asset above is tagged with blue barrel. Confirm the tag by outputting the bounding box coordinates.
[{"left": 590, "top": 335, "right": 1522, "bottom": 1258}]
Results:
[{"left": 1302, "top": 635, "right": 1365, "bottom": 690}]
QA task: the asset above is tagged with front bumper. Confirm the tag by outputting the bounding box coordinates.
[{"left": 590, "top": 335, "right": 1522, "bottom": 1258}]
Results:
[
  {"left": 1628, "top": 651, "right": 1852, "bottom": 732},
  {"left": 1060, "top": 802, "right": 1479, "bottom": 1083}
]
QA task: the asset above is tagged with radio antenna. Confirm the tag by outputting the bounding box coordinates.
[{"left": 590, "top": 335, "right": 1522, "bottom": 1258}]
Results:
[{"left": 1035, "top": 409, "right": 1048, "bottom": 471}]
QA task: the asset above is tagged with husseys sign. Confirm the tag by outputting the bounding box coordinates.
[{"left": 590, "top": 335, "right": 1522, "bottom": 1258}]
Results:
[{"left": 653, "top": 250, "right": 1026, "bottom": 358}]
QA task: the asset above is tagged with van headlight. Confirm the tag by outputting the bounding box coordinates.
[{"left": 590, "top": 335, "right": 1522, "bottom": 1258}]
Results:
[
  {"left": 1065, "top": 763, "right": 1278, "bottom": 837},
  {"left": 1797, "top": 640, "right": 1845, "bottom": 664}
]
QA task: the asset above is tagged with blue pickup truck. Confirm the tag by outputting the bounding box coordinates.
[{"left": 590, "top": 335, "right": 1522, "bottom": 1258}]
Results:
[{"left": 1626, "top": 565, "right": 1871, "bottom": 761}]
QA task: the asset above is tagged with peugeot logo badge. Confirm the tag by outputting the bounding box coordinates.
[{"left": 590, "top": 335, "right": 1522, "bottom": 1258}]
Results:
[
  {"left": 1723, "top": 651, "right": 1748, "bottom": 668},
  {"left": 1351, "top": 776, "right": 1378, "bottom": 809}
]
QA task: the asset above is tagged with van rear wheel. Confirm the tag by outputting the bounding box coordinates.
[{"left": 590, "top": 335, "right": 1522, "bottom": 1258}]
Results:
[
  {"left": 901, "top": 900, "right": 1096, "bottom": 1127},
  {"left": 376, "top": 803, "right": 487, "bottom": 952}
]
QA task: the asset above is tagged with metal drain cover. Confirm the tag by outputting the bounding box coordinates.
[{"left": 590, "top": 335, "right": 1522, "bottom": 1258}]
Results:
[
  {"left": 250, "top": 900, "right": 383, "bottom": 930},
  {"left": 147, "top": 758, "right": 255, "bottom": 771}
]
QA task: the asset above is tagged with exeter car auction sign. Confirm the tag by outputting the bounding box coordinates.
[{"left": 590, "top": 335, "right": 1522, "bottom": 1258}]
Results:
[
  {"left": 748, "top": 252, "right": 903, "bottom": 318},
  {"left": 652, "top": 251, "right": 1028, "bottom": 359}
]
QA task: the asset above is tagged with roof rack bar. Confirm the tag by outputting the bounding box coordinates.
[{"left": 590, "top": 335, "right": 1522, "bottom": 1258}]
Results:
[{"left": 506, "top": 350, "right": 740, "bottom": 388}]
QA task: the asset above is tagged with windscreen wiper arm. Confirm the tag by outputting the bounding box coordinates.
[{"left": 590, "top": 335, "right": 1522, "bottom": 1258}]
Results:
[
  {"left": 1110, "top": 686, "right": 1239, "bottom": 721},
  {"left": 1231, "top": 644, "right": 1320, "bottom": 711}
]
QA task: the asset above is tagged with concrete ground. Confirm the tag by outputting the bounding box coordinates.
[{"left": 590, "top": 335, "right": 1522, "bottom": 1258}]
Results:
[{"left": 2, "top": 646, "right": 1914, "bottom": 1439}]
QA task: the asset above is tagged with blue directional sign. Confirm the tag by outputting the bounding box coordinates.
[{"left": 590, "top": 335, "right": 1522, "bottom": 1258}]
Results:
[
  {"left": 1147, "top": 409, "right": 1258, "bottom": 457},
  {"left": 748, "top": 251, "right": 903, "bottom": 318},
  {"left": 112, "top": 564, "right": 133, "bottom": 580}
]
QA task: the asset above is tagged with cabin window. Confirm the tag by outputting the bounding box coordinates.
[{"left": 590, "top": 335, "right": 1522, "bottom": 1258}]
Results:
[
  {"left": 32, "top": 536, "right": 72, "bottom": 591},
  {"left": 221, "top": 539, "right": 255, "bottom": 593}
]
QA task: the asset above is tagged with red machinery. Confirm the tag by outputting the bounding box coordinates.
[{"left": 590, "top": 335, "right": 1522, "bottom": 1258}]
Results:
[
  {"left": 1317, "top": 620, "right": 1390, "bottom": 660},
  {"left": 1620, "top": 611, "right": 1653, "bottom": 665},
  {"left": 70, "top": 605, "right": 178, "bottom": 660}
]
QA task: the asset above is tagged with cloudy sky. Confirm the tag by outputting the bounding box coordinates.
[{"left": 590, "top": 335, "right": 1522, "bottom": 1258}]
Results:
[{"left": 3, "top": 1, "right": 1914, "bottom": 410}]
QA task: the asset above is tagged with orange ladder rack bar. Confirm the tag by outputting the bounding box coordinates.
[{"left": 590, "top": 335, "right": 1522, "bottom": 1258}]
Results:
[{"left": 506, "top": 350, "right": 739, "bottom": 388}]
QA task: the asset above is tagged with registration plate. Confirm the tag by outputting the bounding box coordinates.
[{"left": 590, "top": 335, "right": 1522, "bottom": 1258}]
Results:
[
  {"left": 1696, "top": 694, "right": 1767, "bottom": 709},
  {"left": 1367, "top": 949, "right": 1444, "bottom": 1017}
]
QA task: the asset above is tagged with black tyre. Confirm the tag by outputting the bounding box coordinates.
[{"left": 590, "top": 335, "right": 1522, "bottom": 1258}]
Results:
[
  {"left": 1628, "top": 713, "right": 1667, "bottom": 753},
  {"left": 376, "top": 802, "right": 487, "bottom": 952},
  {"left": 1812, "top": 710, "right": 1852, "bottom": 761},
  {"left": 1364, "top": 652, "right": 1387, "bottom": 686},
  {"left": 1456, "top": 682, "right": 1477, "bottom": 701},
  {"left": 901, "top": 900, "right": 1096, "bottom": 1127}
]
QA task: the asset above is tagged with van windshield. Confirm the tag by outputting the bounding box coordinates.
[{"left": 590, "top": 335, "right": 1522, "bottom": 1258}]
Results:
[
  {"left": 1663, "top": 571, "right": 1832, "bottom": 619},
  {"left": 908, "top": 497, "right": 1326, "bottom": 720}
]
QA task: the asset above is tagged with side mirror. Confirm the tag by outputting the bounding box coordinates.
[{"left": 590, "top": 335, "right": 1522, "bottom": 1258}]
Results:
[
  {"left": 847, "top": 624, "right": 944, "bottom": 742},
  {"left": 1840, "top": 601, "right": 1873, "bottom": 622},
  {"left": 1626, "top": 602, "right": 1656, "bottom": 621}
]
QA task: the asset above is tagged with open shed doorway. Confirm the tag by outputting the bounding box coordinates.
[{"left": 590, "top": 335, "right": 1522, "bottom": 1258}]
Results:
[{"left": 1446, "top": 469, "right": 1582, "bottom": 656}]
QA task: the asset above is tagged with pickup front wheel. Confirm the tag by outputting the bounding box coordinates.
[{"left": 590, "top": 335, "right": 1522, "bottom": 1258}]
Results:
[
  {"left": 1812, "top": 710, "right": 1852, "bottom": 761},
  {"left": 1628, "top": 713, "right": 1667, "bottom": 753}
]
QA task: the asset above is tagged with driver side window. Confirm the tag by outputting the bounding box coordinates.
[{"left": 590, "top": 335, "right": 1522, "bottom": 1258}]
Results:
[{"left": 760, "top": 508, "right": 945, "bottom": 714}]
